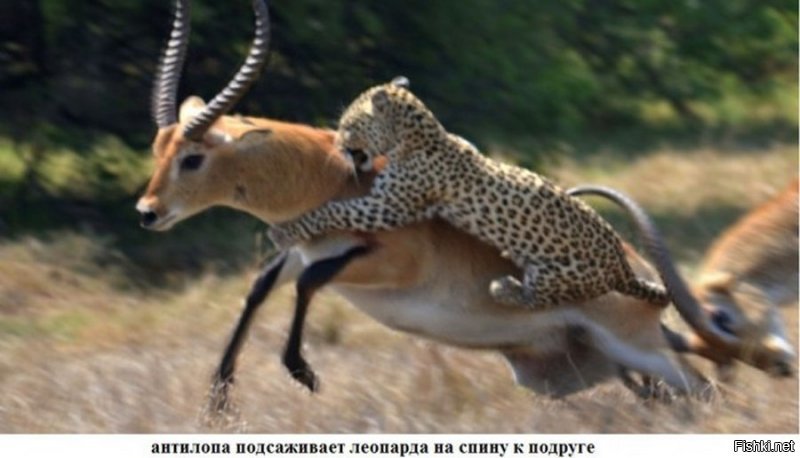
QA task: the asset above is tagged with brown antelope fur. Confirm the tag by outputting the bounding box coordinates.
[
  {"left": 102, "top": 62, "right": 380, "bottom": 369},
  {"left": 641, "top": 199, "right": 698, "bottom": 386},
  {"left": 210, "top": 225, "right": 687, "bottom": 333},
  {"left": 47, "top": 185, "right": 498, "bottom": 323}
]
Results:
[
  {"left": 688, "top": 178, "right": 798, "bottom": 375},
  {"left": 138, "top": 96, "right": 712, "bottom": 397}
]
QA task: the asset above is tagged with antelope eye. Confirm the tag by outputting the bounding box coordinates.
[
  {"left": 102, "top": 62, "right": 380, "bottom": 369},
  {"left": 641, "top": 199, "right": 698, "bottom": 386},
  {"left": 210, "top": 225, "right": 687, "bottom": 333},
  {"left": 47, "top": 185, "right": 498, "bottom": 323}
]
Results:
[
  {"left": 710, "top": 308, "right": 736, "bottom": 336},
  {"left": 180, "top": 154, "right": 205, "bottom": 171},
  {"left": 346, "top": 148, "right": 367, "bottom": 166}
]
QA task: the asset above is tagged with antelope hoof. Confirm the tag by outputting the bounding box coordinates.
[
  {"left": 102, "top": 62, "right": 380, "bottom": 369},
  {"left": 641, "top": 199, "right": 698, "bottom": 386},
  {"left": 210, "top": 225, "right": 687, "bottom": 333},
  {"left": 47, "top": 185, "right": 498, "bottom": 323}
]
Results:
[
  {"left": 291, "top": 365, "right": 318, "bottom": 393},
  {"left": 206, "top": 375, "right": 235, "bottom": 416},
  {"left": 284, "top": 356, "right": 319, "bottom": 392}
]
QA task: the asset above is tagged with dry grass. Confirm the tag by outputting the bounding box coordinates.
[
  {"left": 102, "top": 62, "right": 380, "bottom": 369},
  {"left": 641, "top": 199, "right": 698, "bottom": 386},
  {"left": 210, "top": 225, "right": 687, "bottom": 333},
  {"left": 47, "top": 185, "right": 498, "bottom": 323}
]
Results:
[
  {"left": 551, "top": 144, "right": 796, "bottom": 216},
  {"left": 0, "top": 144, "right": 797, "bottom": 433}
]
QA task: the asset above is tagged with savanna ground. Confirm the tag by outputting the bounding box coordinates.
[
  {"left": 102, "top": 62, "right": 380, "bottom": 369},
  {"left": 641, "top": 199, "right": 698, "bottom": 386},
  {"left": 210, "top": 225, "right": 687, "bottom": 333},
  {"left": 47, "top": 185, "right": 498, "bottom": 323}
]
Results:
[{"left": 0, "top": 140, "right": 796, "bottom": 434}]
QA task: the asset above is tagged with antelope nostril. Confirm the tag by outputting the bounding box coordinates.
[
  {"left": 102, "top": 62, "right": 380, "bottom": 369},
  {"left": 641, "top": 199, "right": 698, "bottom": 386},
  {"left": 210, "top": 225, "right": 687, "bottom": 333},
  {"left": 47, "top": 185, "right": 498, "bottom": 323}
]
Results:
[{"left": 140, "top": 211, "right": 158, "bottom": 227}]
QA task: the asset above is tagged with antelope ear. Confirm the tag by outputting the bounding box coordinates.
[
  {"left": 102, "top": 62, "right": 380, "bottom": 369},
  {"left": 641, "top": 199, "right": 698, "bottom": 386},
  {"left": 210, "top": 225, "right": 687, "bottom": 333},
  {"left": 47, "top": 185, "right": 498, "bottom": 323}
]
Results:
[
  {"left": 179, "top": 96, "right": 207, "bottom": 123},
  {"left": 234, "top": 129, "right": 272, "bottom": 153},
  {"left": 371, "top": 88, "right": 391, "bottom": 115},
  {"left": 698, "top": 271, "right": 736, "bottom": 294},
  {"left": 179, "top": 96, "right": 233, "bottom": 146},
  {"left": 391, "top": 76, "right": 410, "bottom": 88}
]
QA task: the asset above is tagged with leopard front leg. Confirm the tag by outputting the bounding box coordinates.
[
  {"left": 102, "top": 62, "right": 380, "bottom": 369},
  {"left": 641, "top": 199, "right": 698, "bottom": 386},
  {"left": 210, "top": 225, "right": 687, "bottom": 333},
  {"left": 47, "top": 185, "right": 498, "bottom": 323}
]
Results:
[
  {"left": 269, "top": 173, "right": 431, "bottom": 249},
  {"left": 268, "top": 200, "right": 376, "bottom": 249},
  {"left": 489, "top": 263, "right": 548, "bottom": 309}
]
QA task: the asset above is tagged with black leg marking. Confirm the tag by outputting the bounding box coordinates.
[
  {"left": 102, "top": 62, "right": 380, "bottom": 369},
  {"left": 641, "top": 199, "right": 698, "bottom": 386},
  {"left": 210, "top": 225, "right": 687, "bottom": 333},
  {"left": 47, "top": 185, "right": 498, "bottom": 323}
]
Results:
[
  {"left": 283, "top": 245, "right": 373, "bottom": 392},
  {"left": 208, "top": 250, "right": 288, "bottom": 414}
]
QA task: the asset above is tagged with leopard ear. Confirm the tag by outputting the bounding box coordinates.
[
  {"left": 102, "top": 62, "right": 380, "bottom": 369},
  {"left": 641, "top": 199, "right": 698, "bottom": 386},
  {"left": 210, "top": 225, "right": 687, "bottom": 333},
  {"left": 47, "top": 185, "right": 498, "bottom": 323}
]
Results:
[
  {"left": 371, "top": 88, "right": 391, "bottom": 115},
  {"left": 390, "top": 76, "right": 410, "bottom": 88}
]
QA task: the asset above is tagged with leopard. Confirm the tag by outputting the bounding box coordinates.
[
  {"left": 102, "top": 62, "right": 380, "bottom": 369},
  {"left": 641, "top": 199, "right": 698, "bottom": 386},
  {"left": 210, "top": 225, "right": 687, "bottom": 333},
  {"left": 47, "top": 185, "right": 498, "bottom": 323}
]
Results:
[{"left": 269, "top": 80, "right": 670, "bottom": 310}]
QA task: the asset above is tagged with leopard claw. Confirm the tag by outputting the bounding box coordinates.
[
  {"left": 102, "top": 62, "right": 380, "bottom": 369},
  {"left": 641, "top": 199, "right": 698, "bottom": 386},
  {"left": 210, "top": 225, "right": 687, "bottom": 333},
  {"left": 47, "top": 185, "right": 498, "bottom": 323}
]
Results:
[
  {"left": 489, "top": 276, "right": 523, "bottom": 302},
  {"left": 490, "top": 275, "right": 541, "bottom": 309}
]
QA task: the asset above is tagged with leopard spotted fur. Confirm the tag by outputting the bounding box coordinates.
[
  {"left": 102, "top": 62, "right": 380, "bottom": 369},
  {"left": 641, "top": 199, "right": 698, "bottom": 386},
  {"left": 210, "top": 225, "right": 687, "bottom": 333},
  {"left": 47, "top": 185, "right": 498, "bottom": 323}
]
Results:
[{"left": 269, "top": 82, "right": 669, "bottom": 309}]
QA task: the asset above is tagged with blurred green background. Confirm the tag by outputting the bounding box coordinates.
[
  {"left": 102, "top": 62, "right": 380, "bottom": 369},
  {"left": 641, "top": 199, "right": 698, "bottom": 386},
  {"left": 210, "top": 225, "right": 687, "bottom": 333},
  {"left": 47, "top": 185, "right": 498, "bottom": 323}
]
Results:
[{"left": 0, "top": 0, "right": 796, "bottom": 279}]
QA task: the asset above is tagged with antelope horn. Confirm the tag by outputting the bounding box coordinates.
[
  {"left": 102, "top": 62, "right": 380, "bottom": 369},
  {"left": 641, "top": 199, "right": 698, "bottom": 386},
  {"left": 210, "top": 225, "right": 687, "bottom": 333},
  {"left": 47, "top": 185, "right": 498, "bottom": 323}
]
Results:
[
  {"left": 183, "top": 0, "right": 271, "bottom": 140},
  {"left": 152, "top": 0, "right": 191, "bottom": 128},
  {"left": 566, "top": 185, "right": 744, "bottom": 358}
]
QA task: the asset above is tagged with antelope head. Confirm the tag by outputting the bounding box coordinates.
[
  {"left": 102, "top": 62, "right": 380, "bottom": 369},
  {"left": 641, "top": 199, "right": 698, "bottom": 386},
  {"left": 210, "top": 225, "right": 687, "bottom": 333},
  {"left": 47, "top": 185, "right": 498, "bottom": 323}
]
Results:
[
  {"left": 692, "top": 273, "right": 795, "bottom": 376},
  {"left": 135, "top": 0, "right": 268, "bottom": 230},
  {"left": 137, "top": 0, "right": 345, "bottom": 230}
]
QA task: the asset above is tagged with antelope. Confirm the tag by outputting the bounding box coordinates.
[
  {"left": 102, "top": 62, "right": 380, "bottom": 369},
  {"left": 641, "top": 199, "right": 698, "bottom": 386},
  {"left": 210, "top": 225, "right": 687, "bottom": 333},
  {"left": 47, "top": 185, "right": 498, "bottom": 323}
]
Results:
[
  {"left": 674, "top": 178, "right": 798, "bottom": 376},
  {"left": 137, "top": 0, "right": 737, "bottom": 402}
]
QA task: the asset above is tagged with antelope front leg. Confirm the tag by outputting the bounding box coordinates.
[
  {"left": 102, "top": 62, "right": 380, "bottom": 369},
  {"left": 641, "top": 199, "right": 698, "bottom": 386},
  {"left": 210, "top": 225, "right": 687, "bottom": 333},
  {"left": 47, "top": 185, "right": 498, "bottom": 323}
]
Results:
[
  {"left": 283, "top": 245, "right": 373, "bottom": 392},
  {"left": 207, "top": 250, "right": 297, "bottom": 416}
]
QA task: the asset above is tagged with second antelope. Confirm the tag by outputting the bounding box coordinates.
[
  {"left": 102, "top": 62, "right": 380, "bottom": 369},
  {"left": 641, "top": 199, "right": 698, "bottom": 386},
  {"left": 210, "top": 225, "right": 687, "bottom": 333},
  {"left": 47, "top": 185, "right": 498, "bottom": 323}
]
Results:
[{"left": 678, "top": 178, "right": 798, "bottom": 376}]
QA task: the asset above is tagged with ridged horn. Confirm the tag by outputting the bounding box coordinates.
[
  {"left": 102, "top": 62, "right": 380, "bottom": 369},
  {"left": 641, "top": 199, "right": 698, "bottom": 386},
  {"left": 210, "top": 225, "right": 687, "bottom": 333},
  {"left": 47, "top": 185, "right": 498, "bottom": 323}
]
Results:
[
  {"left": 152, "top": 0, "right": 191, "bottom": 128},
  {"left": 183, "top": 0, "right": 270, "bottom": 140}
]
